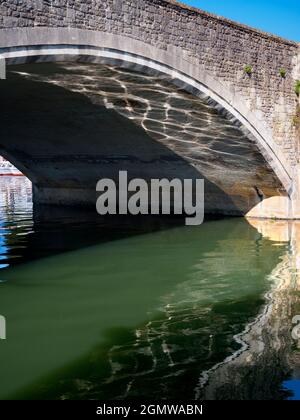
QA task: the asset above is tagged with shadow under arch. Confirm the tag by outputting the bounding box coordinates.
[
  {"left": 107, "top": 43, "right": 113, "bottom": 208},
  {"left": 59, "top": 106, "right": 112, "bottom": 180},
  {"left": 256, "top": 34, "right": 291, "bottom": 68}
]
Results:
[
  {"left": 0, "top": 32, "right": 291, "bottom": 216},
  {"left": 0, "top": 28, "right": 292, "bottom": 195},
  {"left": 0, "top": 69, "right": 241, "bottom": 216}
]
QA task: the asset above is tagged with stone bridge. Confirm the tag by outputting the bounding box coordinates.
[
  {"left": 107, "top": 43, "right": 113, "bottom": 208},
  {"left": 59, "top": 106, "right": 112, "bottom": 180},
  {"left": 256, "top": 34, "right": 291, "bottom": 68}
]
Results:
[{"left": 0, "top": 0, "right": 299, "bottom": 218}]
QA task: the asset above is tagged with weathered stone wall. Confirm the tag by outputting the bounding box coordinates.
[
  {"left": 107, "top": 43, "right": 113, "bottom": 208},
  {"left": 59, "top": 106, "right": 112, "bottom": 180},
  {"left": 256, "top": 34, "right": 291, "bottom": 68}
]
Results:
[{"left": 0, "top": 0, "right": 299, "bottom": 171}]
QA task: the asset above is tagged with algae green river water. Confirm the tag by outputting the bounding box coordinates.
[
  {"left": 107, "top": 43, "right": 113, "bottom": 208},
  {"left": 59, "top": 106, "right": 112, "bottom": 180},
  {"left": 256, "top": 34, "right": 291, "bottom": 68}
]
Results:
[{"left": 0, "top": 177, "right": 299, "bottom": 400}]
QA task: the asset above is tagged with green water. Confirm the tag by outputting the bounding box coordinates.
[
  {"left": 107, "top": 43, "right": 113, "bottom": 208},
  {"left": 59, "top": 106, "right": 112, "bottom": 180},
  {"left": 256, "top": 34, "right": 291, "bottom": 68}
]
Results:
[{"left": 0, "top": 177, "right": 297, "bottom": 400}]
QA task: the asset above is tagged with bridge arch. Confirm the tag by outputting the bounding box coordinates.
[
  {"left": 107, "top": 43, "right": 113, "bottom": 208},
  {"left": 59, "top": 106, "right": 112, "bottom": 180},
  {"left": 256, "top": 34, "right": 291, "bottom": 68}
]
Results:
[
  {"left": 1, "top": 28, "right": 293, "bottom": 193},
  {"left": 1, "top": 27, "right": 297, "bottom": 217}
]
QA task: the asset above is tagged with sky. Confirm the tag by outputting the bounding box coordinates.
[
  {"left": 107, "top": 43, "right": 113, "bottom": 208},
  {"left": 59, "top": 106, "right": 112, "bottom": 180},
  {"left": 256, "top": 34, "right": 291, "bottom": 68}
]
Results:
[{"left": 182, "top": 0, "right": 300, "bottom": 41}]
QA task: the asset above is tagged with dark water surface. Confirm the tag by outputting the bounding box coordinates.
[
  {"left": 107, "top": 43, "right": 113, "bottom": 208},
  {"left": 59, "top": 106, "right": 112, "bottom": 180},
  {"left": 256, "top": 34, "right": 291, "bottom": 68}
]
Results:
[{"left": 0, "top": 177, "right": 299, "bottom": 400}]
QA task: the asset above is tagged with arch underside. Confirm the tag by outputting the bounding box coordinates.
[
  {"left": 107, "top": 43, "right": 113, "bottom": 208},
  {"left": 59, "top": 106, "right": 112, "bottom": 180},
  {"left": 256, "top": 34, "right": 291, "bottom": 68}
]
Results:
[
  {"left": 0, "top": 28, "right": 293, "bottom": 217},
  {"left": 0, "top": 58, "right": 287, "bottom": 217}
]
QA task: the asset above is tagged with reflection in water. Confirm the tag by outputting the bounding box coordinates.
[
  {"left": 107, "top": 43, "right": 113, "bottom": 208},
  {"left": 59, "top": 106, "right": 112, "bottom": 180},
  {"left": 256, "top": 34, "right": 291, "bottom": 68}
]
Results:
[
  {"left": 196, "top": 219, "right": 300, "bottom": 400},
  {"left": 0, "top": 177, "right": 32, "bottom": 270},
  {"left": 0, "top": 178, "right": 299, "bottom": 400}
]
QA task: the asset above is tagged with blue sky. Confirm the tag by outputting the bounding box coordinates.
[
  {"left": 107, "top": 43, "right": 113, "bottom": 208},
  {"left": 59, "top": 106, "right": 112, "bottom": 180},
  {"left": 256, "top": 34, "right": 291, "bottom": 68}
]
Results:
[{"left": 182, "top": 0, "right": 300, "bottom": 41}]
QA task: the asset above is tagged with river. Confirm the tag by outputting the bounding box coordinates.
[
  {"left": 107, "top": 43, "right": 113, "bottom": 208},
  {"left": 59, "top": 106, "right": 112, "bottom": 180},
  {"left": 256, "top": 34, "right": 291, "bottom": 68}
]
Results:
[{"left": 0, "top": 177, "right": 299, "bottom": 400}]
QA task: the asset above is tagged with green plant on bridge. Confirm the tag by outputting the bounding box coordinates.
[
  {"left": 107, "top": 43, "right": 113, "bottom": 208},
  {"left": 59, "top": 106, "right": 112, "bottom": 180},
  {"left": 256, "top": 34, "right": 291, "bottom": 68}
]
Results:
[
  {"left": 295, "top": 80, "right": 300, "bottom": 96},
  {"left": 279, "top": 68, "right": 286, "bottom": 78},
  {"left": 293, "top": 106, "right": 300, "bottom": 136},
  {"left": 292, "top": 114, "right": 299, "bottom": 128},
  {"left": 243, "top": 65, "right": 253, "bottom": 75}
]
